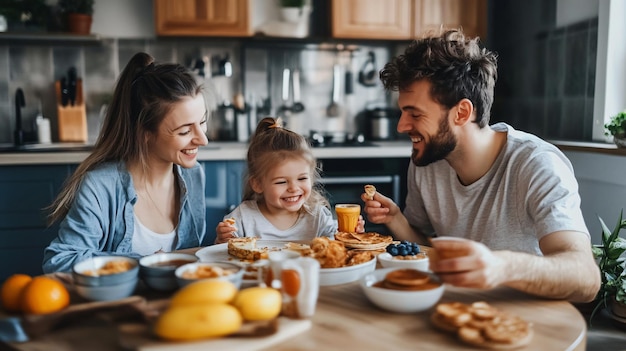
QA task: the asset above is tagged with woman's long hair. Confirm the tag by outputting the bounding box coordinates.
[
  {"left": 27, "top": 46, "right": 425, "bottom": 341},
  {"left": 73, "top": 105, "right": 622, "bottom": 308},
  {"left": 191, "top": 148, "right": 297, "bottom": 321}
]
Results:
[{"left": 47, "top": 52, "right": 202, "bottom": 224}]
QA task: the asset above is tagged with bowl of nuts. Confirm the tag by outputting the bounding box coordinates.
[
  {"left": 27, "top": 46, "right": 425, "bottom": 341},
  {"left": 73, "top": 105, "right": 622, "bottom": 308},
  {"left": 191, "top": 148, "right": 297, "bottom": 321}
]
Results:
[
  {"left": 377, "top": 241, "right": 430, "bottom": 271},
  {"left": 175, "top": 261, "right": 244, "bottom": 289}
]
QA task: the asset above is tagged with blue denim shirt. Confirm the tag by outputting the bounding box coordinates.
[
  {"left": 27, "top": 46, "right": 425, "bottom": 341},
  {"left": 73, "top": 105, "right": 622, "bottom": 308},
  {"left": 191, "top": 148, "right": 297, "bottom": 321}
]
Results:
[{"left": 42, "top": 161, "right": 206, "bottom": 273}]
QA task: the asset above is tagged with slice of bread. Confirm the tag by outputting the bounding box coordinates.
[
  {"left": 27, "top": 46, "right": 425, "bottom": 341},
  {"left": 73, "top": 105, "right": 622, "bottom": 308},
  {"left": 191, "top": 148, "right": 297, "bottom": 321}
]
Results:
[{"left": 227, "top": 237, "right": 268, "bottom": 261}]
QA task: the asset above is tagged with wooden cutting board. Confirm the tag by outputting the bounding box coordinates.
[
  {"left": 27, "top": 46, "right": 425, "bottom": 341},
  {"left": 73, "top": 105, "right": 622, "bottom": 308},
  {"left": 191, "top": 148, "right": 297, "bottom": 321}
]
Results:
[{"left": 118, "top": 317, "right": 312, "bottom": 351}]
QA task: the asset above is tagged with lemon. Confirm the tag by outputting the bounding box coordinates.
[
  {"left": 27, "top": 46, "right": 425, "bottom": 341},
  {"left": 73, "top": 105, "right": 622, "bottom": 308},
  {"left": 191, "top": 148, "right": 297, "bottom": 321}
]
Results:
[
  {"left": 154, "top": 303, "right": 242, "bottom": 340},
  {"left": 232, "top": 287, "right": 282, "bottom": 321},
  {"left": 170, "top": 280, "right": 237, "bottom": 307}
]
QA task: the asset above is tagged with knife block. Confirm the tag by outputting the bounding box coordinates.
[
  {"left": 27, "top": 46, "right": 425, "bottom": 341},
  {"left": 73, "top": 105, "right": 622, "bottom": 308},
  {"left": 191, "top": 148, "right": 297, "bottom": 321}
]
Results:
[{"left": 55, "top": 79, "right": 87, "bottom": 142}]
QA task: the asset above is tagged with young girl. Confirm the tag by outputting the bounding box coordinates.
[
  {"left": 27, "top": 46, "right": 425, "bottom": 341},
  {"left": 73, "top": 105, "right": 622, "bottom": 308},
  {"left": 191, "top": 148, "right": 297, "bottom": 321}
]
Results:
[{"left": 215, "top": 117, "right": 363, "bottom": 244}]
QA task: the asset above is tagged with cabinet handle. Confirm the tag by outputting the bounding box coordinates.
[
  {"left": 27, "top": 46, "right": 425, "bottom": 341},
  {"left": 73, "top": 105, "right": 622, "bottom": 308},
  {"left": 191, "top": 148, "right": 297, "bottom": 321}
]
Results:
[{"left": 318, "top": 175, "right": 394, "bottom": 185}]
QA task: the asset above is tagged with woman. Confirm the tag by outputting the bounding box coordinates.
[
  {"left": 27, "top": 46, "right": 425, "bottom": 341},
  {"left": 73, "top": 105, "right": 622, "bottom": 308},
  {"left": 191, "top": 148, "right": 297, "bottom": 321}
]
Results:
[{"left": 43, "top": 52, "right": 209, "bottom": 273}]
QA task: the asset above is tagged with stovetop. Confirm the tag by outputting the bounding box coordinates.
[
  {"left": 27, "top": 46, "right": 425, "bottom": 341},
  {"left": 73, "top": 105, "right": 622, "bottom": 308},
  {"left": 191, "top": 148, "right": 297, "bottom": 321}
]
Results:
[
  {"left": 307, "top": 131, "right": 377, "bottom": 148},
  {"left": 309, "top": 140, "right": 378, "bottom": 148}
]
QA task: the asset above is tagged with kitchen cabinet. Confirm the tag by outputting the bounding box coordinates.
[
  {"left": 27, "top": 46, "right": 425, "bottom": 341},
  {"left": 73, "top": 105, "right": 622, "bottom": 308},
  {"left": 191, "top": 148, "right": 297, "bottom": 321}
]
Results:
[
  {"left": 414, "top": 0, "right": 487, "bottom": 39},
  {"left": 331, "top": 0, "right": 487, "bottom": 40},
  {"left": 331, "top": 0, "right": 413, "bottom": 40},
  {"left": 154, "top": 0, "right": 252, "bottom": 37},
  {"left": 0, "top": 165, "right": 73, "bottom": 281}
]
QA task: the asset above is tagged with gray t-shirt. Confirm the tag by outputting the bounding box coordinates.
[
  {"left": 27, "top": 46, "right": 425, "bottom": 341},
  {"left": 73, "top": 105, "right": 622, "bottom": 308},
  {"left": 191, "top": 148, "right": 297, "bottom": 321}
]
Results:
[
  {"left": 403, "top": 123, "right": 589, "bottom": 255},
  {"left": 224, "top": 200, "right": 336, "bottom": 241}
]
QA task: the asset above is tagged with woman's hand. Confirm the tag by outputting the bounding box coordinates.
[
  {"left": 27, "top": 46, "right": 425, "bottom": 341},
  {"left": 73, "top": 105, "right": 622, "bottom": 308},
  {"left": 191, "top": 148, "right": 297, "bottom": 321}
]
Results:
[{"left": 215, "top": 220, "right": 238, "bottom": 244}]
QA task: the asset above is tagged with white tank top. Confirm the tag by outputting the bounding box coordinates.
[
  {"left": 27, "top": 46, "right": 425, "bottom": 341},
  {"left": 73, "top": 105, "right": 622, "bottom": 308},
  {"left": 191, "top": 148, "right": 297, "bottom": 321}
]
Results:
[{"left": 132, "top": 215, "right": 177, "bottom": 256}]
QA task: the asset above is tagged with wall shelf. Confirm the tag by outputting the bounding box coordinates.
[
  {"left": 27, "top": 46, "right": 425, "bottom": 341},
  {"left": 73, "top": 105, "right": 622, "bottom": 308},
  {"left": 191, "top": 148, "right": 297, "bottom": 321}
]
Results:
[{"left": 0, "top": 32, "right": 103, "bottom": 44}]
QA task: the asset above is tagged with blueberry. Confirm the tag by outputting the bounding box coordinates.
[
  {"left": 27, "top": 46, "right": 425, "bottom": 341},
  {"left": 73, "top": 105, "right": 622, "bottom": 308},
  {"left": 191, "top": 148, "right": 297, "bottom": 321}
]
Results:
[
  {"left": 402, "top": 240, "right": 410, "bottom": 246},
  {"left": 399, "top": 248, "right": 409, "bottom": 256},
  {"left": 389, "top": 246, "right": 399, "bottom": 256}
]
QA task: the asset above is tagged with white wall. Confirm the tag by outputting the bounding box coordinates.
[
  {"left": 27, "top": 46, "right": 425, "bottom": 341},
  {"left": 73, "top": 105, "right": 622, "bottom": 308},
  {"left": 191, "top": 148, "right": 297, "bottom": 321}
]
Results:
[
  {"left": 563, "top": 150, "right": 626, "bottom": 244},
  {"left": 91, "top": 0, "right": 155, "bottom": 38},
  {"left": 556, "top": 0, "right": 598, "bottom": 27}
]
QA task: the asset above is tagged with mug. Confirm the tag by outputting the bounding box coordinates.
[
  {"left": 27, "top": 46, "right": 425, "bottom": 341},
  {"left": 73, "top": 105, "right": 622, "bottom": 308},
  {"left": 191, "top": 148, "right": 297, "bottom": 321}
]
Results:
[{"left": 267, "top": 251, "right": 320, "bottom": 319}]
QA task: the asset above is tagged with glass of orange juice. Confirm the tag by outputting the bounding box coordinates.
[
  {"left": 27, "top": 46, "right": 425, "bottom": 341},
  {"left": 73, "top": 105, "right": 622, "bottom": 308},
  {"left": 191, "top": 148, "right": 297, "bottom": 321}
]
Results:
[{"left": 335, "top": 204, "right": 361, "bottom": 233}]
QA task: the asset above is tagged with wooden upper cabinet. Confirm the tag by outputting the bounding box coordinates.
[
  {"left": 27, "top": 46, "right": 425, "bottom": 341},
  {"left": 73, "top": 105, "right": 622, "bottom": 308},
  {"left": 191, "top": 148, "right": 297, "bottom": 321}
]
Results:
[
  {"left": 154, "top": 0, "right": 252, "bottom": 37},
  {"left": 331, "top": 0, "right": 413, "bottom": 40},
  {"left": 331, "top": 0, "right": 486, "bottom": 40},
  {"left": 414, "top": 0, "right": 487, "bottom": 39}
]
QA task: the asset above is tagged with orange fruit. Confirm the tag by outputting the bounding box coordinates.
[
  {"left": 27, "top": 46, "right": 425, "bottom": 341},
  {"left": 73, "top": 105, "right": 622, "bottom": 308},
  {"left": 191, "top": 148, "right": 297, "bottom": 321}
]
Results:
[
  {"left": 20, "top": 276, "right": 70, "bottom": 315},
  {"left": 1, "top": 274, "right": 33, "bottom": 312}
]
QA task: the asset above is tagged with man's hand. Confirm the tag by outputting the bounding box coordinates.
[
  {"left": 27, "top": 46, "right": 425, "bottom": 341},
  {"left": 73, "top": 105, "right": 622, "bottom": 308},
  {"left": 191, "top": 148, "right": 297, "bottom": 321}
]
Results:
[
  {"left": 429, "top": 237, "right": 507, "bottom": 289},
  {"left": 361, "top": 191, "right": 401, "bottom": 225}
]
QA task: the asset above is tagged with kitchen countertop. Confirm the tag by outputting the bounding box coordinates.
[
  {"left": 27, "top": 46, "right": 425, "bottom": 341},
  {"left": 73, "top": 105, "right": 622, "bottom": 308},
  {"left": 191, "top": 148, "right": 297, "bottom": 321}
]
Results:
[
  {"left": 0, "top": 141, "right": 412, "bottom": 166},
  {"left": 3, "top": 138, "right": 622, "bottom": 167}
]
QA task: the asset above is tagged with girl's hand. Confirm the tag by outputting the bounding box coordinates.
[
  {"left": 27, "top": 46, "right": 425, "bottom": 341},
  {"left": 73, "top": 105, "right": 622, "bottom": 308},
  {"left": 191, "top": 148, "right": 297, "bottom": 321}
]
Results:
[
  {"left": 215, "top": 220, "right": 238, "bottom": 244},
  {"left": 355, "top": 215, "right": 366, "bottom": 233}
]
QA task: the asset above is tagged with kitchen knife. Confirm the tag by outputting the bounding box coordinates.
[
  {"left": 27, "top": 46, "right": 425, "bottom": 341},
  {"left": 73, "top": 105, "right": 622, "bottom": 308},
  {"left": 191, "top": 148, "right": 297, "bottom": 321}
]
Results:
[
  {"left": 67, "top": 67, "right": 77, "bottom": 106},
  {"left": 60, "top": 77, "right": 68, "bottom": 107}
]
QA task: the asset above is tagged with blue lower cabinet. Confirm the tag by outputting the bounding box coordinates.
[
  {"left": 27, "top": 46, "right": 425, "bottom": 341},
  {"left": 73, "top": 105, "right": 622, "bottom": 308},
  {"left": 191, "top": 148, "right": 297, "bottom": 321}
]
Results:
[
  {"left": 201, "top": 161, "right": 246, "bottom": 246},
  {"left": 0, "top": 165, "right": 73, "bottom": 281}
]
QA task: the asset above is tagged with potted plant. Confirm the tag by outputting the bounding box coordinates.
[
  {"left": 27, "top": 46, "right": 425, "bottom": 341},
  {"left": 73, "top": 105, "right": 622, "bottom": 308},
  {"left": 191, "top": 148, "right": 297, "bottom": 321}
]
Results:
[
  {"left": 279, "top": 0, "right": 307, "bottom": 23},
  {"left": 604, "top": 111, "right": 626, "bottom": 148},
  {"left": 590, "top": 210, "right": 626, "bottom": 323},
  {"left": 58, "top": 0, "right": 94, "bottom": 35},
  {"left": 0, "top": 0, "right": 49, "bottom": 32}
]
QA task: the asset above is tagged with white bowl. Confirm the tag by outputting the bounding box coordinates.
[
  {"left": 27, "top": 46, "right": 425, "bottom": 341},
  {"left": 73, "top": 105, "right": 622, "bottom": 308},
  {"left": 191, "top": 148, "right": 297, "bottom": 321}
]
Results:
[
  {"left": 377, "top": 252, "right": 429, "bottom": 271},
  {"left": 360, "top": 267, "right": 444, "bottom": 313},
  {"left": 175, "top": 261, "right": 244, "bottom": 289},
  {"left": 74, "top": 277, "right": 138, "bottom": 301},
  {"left": 319, "top": 256, "right": 376, "bottom": 286}
]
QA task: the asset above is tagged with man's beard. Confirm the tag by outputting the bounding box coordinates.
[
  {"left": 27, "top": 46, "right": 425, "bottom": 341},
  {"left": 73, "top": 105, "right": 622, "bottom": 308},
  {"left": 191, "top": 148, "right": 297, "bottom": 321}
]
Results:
[{"left": 412, "top": 111, "right": 457, "bottom": 167}]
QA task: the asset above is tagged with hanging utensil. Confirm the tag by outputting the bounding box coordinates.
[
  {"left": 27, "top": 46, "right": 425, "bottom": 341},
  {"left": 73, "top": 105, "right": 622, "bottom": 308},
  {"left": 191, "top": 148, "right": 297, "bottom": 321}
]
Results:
[
  {"left": 326, "top": 64, "right": 342, "bottom": 117},
  {"left": 358, "top": 51, "right": 378, "bottom": 87},
  {"left": 345, "top": 51, "right": 354, "bottom": 95},
  {"left": 278, "top": 68, "right": 291, "bottom": 115},
  {"left": 292, "top": 69, "right": 305, "bottom": 113}
]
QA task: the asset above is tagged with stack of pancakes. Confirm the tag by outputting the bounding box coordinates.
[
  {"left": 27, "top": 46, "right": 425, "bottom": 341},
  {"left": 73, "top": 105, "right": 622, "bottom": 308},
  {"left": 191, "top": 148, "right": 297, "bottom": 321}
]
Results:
[{"left": 334, "top": 232, "right": 393, "bottom": 251}]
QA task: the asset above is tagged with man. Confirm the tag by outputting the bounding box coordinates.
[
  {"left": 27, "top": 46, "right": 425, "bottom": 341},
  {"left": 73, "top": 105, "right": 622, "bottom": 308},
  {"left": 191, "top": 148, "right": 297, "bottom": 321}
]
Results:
[{"left": 363, "top": 29, "right": 600, "bottom": 303}]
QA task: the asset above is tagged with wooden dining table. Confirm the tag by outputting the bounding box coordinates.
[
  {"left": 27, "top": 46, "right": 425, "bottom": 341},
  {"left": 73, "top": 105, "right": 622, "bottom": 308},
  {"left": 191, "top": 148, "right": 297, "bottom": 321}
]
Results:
[{"left": 1, "top": 275, "right": 587, "bottom": 351}]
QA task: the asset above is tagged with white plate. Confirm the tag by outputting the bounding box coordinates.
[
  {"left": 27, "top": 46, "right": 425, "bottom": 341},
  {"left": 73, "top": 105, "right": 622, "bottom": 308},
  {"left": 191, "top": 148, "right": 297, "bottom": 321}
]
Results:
[
  {"left": 195, "top": 241, "right": 377, "bottom": 287},
  {"left": 195, "top": 241, "right": 296, "bottom": 264}
]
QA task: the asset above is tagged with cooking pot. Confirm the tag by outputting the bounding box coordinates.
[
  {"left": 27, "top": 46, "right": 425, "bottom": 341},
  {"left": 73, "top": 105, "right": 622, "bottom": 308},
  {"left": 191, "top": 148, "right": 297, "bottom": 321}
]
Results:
[{"left": 369, "top": 108, "right": 391, "bottom": 140}]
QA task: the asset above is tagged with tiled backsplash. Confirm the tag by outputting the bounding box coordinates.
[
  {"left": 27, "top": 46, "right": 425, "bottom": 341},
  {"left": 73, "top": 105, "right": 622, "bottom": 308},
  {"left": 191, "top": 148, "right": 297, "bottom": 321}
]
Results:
[
  {"left": 0, "top": 38, "right": 243, "bottom": 144},
  {"left": 0, "top": 38, "right": 392, "bottom": 145}
]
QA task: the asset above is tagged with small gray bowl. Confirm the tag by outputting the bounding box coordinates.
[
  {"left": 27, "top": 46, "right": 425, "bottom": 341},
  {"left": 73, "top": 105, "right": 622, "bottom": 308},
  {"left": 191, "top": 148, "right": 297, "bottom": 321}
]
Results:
[
  {"left": 72, "top": 256, "right": 139, "bottom": 287},
  {"left": 139, "top": 252, "right": 199, "bottom": 291},
  {"left": 74, "top": 277, "right": 138, "bottom": 301},
  {"left": 175, "top": 261, "right": 244, "bottom": 289}
]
